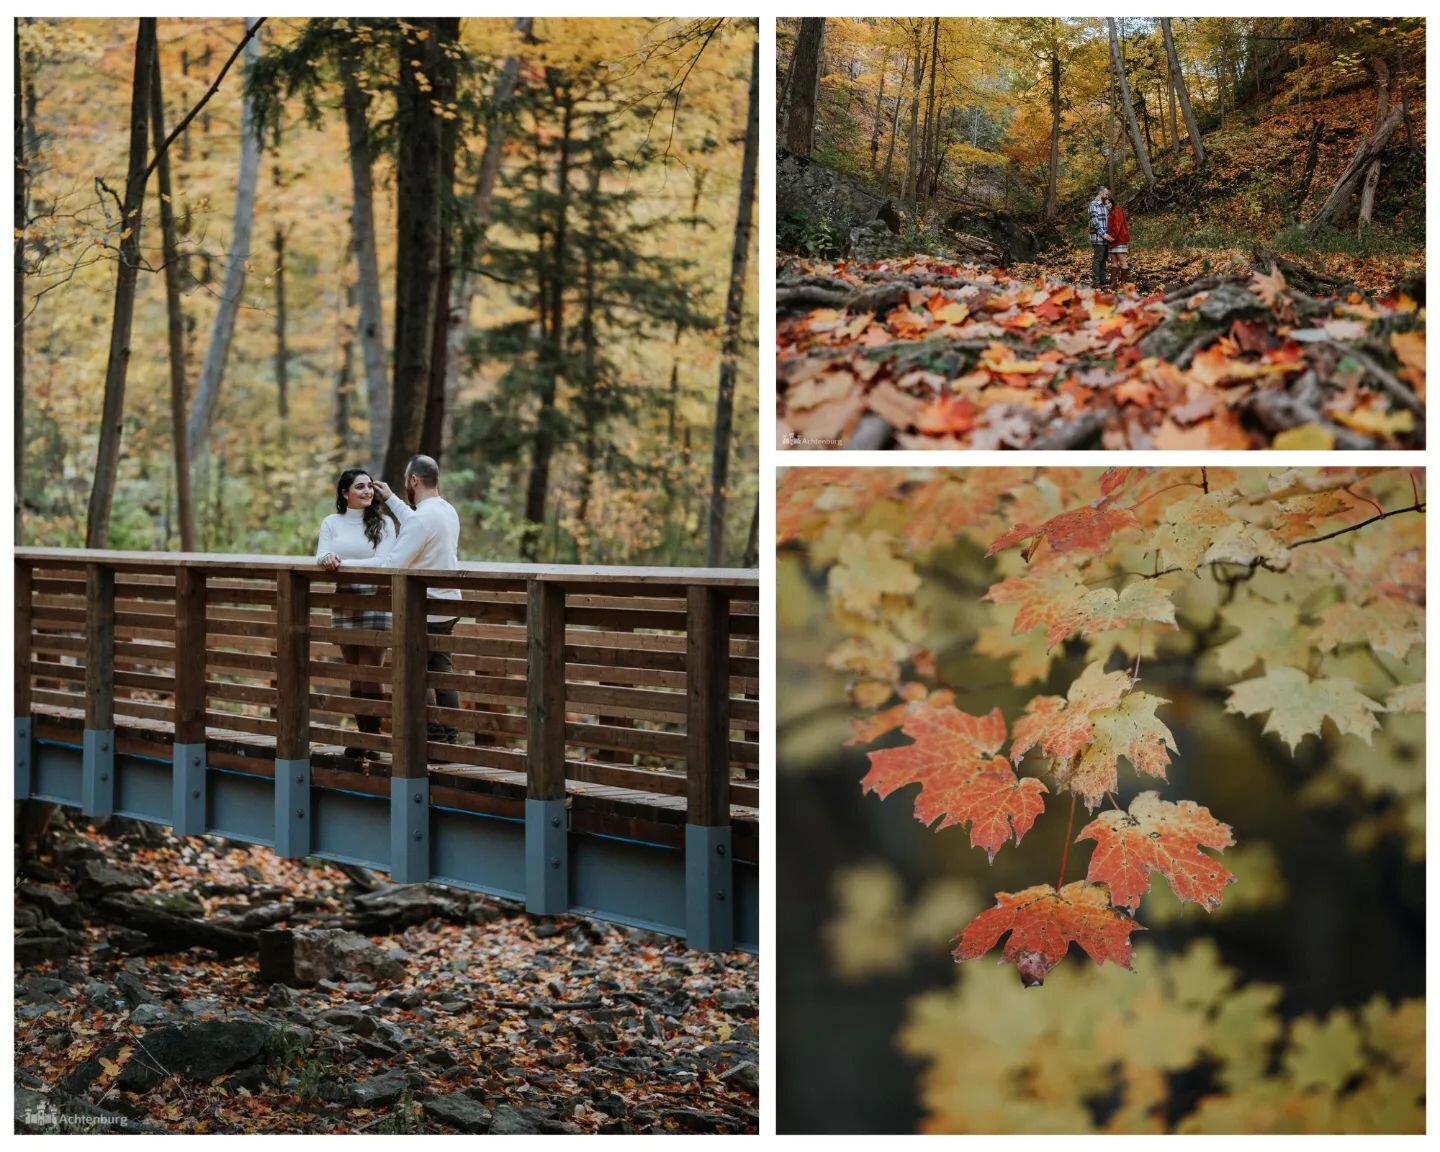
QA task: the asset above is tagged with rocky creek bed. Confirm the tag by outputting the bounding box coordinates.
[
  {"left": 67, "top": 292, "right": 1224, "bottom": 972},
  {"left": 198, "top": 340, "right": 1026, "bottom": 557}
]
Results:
[{"left": 13, "top": 814, "right": 758, "bottom": 1134}]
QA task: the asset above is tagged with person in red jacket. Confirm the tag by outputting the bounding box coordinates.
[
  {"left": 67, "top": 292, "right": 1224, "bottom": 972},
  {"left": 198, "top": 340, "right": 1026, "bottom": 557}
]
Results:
[{"left": 1105, "top": 196, "right": 1131, "bottom": 287}]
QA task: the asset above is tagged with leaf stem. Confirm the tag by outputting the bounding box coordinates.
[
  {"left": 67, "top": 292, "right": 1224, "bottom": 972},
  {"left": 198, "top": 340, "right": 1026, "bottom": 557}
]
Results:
[{"left": 1057, "top": 792, "right": 1077, "bottom": 891}]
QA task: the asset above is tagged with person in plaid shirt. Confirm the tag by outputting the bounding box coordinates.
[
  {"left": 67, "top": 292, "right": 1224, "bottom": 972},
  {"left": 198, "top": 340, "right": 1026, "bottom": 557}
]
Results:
[
  {"left": 318, "top": 468, "right": 397, "bottom": 759},
  {"left": 1089, "top": 186, "right": 1111, "bottom": 288}
]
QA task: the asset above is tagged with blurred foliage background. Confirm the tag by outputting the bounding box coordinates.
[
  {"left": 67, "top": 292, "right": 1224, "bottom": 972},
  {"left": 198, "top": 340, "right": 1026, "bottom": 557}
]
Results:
[{"left": 776, "top": 467, "right": 1424, "bottom": 1134}]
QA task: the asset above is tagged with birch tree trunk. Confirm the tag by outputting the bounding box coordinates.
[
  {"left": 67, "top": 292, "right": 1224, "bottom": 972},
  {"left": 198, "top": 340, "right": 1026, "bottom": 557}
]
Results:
[
  {"left": 339, "top": 50, "right": 389, "bottom": 468},
  {"left": 86, "top": 19, "right": 156, "bottom": 547},
  {"left": 707, "top": 24, "right": 758, "bottom": 568},
  {"left": 880, "top": 54, "right": 908, "bottom": 193},
  {"left": 1107, "top": 18, "right": 1154, "bottom": 192},
  {"left": 442, "top": 16, "right": 533, "bottom": 456},
  {"left": 186, "top": 17, "right": 263, "bottom": 460},
  {"left": 1162, "top": 18, "right": 1205, "bottom": 169}
]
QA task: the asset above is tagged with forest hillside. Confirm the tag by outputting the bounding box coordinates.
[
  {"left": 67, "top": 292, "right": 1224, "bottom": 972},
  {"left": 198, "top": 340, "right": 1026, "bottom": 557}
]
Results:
[{"left": 776, "top": 17, "right": 1425, "bottom": 450}]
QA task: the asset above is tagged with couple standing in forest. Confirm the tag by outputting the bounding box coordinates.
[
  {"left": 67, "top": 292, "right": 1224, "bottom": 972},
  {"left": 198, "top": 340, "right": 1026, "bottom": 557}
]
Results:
[
  {"left": 1087, "top": 185, "right": 1131, "bottom": 289},
  {"left": 314, "top": 457, "right": 462, "bottom": 759}
]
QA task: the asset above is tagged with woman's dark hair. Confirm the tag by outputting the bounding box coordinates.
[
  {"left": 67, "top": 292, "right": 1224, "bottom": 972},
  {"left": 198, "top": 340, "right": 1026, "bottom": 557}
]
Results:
[{"left": 335, "top": 468, "right": 386, "bottom": 549}]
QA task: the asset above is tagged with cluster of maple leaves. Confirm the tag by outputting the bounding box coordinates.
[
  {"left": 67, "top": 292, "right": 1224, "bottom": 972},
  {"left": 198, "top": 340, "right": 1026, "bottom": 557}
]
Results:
[
  {"left": 776, "top": 255, "right": 1424, "bottom": 449},
  {"left": 779, "top": 465, "right": 1424, "bottom": 986}
]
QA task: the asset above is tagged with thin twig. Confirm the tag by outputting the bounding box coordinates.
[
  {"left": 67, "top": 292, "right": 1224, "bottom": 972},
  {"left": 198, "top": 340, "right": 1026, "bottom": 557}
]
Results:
[{"left": 1057, "top": 792, "right": 1077, "bottom": 891}]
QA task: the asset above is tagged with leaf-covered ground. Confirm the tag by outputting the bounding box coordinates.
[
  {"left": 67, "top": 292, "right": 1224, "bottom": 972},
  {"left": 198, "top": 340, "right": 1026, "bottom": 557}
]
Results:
[
  {"left": 14, "top": 821, "right": 758, "bottom": 1135},
  {"left": 777, "top": 255, "right": 1425, "bottom": 450}
]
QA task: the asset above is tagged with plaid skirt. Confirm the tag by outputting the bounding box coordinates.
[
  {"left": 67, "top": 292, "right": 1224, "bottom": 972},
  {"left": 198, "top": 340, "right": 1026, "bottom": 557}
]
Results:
[{"left": 332, "top": 583, "right": 393, "bottom": 630}]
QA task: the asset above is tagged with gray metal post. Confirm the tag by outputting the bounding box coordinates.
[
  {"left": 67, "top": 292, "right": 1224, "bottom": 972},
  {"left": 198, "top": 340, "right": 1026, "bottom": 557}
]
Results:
[
  {"left": 172, "top": 743, "right": 207, "bottom": 835},
  {"left": 390, "top": 775, "right": 430, "bottom": 883},
  {"left": 686, "top": 823, "right": 733, "bottom": 951},
  {"left": 525, "top": 797, "right": 568, "bottom": 914},
  {"left": 81, "top": 728, "right": 116, "bottom": 819},
  {"left": 274, "top": 757, "right": 311, "bottom": 858},
  {"left": 15, "top": 717, "right": 33, "bottom": 798}
]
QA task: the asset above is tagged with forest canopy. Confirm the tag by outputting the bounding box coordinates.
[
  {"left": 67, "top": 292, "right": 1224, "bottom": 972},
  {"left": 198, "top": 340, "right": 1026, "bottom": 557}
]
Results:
[{"left": 16, "top": 17, "right": 759, "bottom": 566}]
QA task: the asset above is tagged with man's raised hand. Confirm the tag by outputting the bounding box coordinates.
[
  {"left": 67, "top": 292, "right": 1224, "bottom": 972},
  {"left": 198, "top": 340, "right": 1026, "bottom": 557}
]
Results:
[{"left": 373, "top": 480, "right": 393, "bottom": 501}]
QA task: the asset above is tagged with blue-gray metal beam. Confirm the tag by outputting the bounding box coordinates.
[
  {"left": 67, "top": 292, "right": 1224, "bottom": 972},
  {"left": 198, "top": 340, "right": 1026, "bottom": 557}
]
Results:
[
  {"left": 274, "top": 757, "right": 311, "bottom": 858},
  {"left": 172, "top": 744, "right": 207, "bottom": 836},
  {"left": 390, "top": 775, "right": 430, "bottom": 883}
]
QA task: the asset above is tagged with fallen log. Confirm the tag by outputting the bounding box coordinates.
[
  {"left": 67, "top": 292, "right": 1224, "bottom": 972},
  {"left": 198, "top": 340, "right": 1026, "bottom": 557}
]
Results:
[
  {"left": 1305, "top": 104, "right": 1404, "bottom": 229},
  {"left": 1030, "top": 410, "right": 1107, "bottom": 450},
  {"left": 95, "top": 895, "right": 258, "bottom": 957}
]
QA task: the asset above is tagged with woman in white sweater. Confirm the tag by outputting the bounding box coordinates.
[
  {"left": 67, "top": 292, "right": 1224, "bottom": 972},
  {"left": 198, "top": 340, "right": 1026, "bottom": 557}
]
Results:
[{"left": 316, "top": 468, "right": 396, "bottom": 759}]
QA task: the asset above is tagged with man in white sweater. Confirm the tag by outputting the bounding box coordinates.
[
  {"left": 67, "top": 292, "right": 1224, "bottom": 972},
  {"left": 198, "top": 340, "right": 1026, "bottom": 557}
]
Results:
[{"left": 375, "top": 456, "right": 462, "bottom": 743}]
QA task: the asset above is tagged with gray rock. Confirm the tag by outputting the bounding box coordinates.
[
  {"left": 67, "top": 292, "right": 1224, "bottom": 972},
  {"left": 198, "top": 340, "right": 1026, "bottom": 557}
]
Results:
[
  {"left": 777, "top": 149, "right": 899, "bottom": 260},
  {"left": 314, "top": 1008, "right": 377, "bottom": 1037},
  {"left": 718, "top": 990, "right": 757, "bottom": 1018},
  {"left": 14, "top": 1086, "right": 158, "bottom": 1134},
  {"left": 258, "top": 928, "right": 407, "bottom": 986},
  {"left": 351, "top": 1071, "right": 408, "bottom": 1108},
  {"left": 129, "top": 890, "right": 204, "bottom": 917},
  {"left": 422, "top": 1046, "right": 459, "bottom": 1069},
  {"left": 487, "top": 1103, "right": 539, "bottom": 1135},
  {"left": 266, "top": 983, "right": 297, "bottom": 1009},
  {"left": 1197, "top": 282, "right": 1265, "bottom": 324},
  {"left": 15, "top": 935, "right": 73, "bottom": 964},
  {"left": 18, "top": 883, "right": 85, "bottom": 929},
  {"left": 15, "top": 907, "right": 41, "bottom": 930},
  {"left": 115, "top": 971, "right": 155, "bottom": 1006},
  {"left": 17, "top": 976, "right": 73, "bottom": 1004},
  {"left": 720, "top": 1061, "right": 759, "bottom": 1095},
  {"left": 129, "top": 1003, "right": 173, "bottom": 1027},
  {"left": 378, "top": 988, "right": 423, "bottom": 1010},
  {"left": 62, "top": 1019, "right": 274, "bottom": 1094},
  {"left": 425, "top": 1091, "right": 495, "bottom": 1134},
  {"left": 72, "top": 860, "right": 151, "bottom": 899},
  {"left": 572, "top": 1021, "right": 617, "bottom": 1043}
]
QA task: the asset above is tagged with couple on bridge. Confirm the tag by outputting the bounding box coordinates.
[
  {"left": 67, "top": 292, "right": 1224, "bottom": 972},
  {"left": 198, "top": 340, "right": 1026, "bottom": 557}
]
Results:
[{"left": 314, "top": 455, "right": 461, "bottom": 759}]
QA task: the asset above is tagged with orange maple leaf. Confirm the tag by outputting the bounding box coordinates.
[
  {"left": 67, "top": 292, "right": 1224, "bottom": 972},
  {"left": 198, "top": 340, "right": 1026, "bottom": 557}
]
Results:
[
  {"left": 953, "top": 880, "right": 1143, "bottom": 986},
  {"left": 861, "top": 703, "right": 1043, "bottom": 859},
  {"left": 1077, "top": 791, "right": 1235, "bottom": 911},
  {"left": 987, "top": 505, "right": 1139, "bottom": 559}
]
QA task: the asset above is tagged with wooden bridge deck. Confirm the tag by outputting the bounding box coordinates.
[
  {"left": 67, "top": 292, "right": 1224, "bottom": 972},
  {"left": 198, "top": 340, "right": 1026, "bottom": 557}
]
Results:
[{"left": 16, "top": 550, "right": 761, "bottom": 951}]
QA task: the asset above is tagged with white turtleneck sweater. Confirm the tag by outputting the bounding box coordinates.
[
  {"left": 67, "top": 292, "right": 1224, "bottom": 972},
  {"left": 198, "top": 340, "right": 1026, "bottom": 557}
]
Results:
[{"left": 315, "top": 506, "right": 396, "bottom": 569}]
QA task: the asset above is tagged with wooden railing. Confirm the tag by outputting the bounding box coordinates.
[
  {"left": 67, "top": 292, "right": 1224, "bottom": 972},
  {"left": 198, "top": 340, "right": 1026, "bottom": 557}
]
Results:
[{"left": 14, "top": 549, "right": 760, "bottom": 950}]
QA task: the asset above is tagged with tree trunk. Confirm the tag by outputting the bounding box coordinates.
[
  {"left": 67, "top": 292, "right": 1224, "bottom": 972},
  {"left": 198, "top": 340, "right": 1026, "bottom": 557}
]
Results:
[
  {"left": 1162, "top": 18, "right": 1204, "bottom": 169},
  {"left": 1106, "top": 74, "right": 1116, "bottom": 190},
  {"left": 785, "top": 18, "right": 824, "bottom": 157},
  {"left": 1293, "top": 118, "right": 1324, "bottom": 216},
  {"left": 419, "top": 17, "right": 462, "bottom": 461},
  {"left": 15, "top": 31, "right": 26, "bottom": 543},
  {"left": 1107, "top": 18, "right": 1154, "bottom": 192},
  {"left": 382, "top": 18, "right": 445, "bottom": 486},
  {"left": 1358, "top": 58, "right": 1390, "bottom": 229},
  {"left": 273, "top": 225, "right": 289, "bottom": 422},
  {"left": 149, "top": 48, "right": 196, "bottom": 551},
  {"left": 443, "top": 16, "right": 533, "bottom": 455},
  {"left": 1168, "top": 64, "right": 1181, "bottom": 160},
  {"left": 924, "top": 19, "right": 943, "bottom": 197},
  {"left": 85, "top": 19, "right": 156, "bottom": 547},
  {"left": 903, "top": 26, "right": 923, "bottom": 211},
  {"left": 339, "top": 50, "right": 389, "bottom": 468},
  {"left": 521, "top": 88, "right": 575, "bottom": 561},
  {"left": 880, "top": 53, "right": 909, "bottom": 193},
  {"left": 1044, "top": 44, "right": 1061, "bottom": 219},
  {"left": 1306, "top": 104, "right": 1404, "bottom": 230},
  {"left": 336, "top": 286, "right": 355, "bottom": 450},
  {"left": 574, "top": 123, "right": 604, "bottom": 551},
  {"left": 707, "top": 25, "right": 758, "bottom": 569},
  {"left": 742, "top": 496, "right": 759, "bottom": 569},
  {"left": 186, "top": 17, "right": 263, "bottom": 460},
  {"left": 868, "top": 53, "right": 888, "bottom": 174}
]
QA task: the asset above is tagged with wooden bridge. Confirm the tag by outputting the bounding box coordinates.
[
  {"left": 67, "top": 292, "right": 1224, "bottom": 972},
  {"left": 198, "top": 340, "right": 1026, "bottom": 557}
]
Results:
[{"left": 14, "top": 550, "right": 760, "bottom": 952}]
